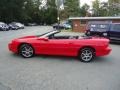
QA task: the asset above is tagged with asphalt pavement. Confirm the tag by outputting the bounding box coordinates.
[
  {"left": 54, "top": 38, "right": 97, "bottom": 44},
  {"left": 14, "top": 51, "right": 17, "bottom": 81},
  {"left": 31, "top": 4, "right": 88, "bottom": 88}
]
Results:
[{"left": 0, "top": 26, "right": 120, "bottom": 90}]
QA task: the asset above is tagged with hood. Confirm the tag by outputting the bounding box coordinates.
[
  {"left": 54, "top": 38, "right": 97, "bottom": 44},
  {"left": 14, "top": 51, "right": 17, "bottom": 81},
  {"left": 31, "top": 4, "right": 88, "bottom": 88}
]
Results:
[
  {"left": 12, "top": 35, "right": 38, "bottom": 42},
  {"left": 18, "top": 35, "right": 37, "bottom": 39}
]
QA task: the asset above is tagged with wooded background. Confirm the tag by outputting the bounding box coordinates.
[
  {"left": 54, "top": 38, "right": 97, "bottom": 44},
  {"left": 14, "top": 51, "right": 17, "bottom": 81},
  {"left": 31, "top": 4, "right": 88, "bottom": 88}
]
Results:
[{"left": 0, "top": 0, "right": 119, "bottom": 24}]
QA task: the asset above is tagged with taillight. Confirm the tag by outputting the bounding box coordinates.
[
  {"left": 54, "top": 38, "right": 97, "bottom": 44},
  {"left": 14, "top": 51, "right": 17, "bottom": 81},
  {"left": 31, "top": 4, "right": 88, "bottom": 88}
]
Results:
[{"left": 105, "top": 39, "right": 110, "bottom": 47}]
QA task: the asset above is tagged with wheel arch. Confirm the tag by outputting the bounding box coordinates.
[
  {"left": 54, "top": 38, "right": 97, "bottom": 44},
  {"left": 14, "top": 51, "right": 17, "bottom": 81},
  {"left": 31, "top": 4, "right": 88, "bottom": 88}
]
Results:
[
  {"left": 78, "top": 46, "right": 96, "bottom": 56},
  {"left": 17, "top": 43, "right": 34, "bottom": 53}
]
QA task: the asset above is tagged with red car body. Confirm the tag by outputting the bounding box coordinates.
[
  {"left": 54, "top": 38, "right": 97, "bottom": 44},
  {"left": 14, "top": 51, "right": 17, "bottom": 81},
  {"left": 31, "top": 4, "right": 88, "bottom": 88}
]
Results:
[{"left": 8, "top": 30, "right": 111, "bottom": 61}]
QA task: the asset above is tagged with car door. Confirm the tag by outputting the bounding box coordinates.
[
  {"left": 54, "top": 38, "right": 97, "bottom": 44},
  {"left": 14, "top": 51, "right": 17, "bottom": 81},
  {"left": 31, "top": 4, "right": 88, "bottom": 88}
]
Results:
[
  {"left": 37, "top": 38, "right": 76, "bottom": 56},
  {"left": 48, "top": 39, "right": 74, "bottom": 56},
  {"left": 109, "top": 24, "right": 120, "bottom": 40}
]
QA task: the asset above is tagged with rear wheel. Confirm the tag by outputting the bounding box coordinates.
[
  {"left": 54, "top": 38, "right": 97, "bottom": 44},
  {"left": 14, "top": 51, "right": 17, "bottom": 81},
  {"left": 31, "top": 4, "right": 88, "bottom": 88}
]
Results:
[
  {"left": 19, "top": 44, "right": 34, "bottom": 58},
  {"left": 78, "top": 48, "right": 95, "bottom": 62}
]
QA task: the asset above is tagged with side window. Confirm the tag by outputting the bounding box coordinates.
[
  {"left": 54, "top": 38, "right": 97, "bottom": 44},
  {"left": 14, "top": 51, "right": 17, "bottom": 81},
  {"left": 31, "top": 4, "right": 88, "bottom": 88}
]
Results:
[
  {"left": 111, "top": 24, "right": 120, "bottom": 31},
  {"left": 99, "top": 25, "right": 108, "bottom": 29},
  {"left": 91, "top": 24, "right": 97, "bottom": 28},
  {"left": 88, "top": 24, "right": 97, "bottom": 29}
]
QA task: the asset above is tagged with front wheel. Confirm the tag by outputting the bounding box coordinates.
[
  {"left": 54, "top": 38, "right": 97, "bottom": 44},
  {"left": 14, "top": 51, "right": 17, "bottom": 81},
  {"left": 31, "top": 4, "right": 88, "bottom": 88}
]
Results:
[
  {"left": 19, "top": 44, "right": 34, "bottom": 58},
  {"left": 78, "top": 48, "right": 95, "bottom": 62}
]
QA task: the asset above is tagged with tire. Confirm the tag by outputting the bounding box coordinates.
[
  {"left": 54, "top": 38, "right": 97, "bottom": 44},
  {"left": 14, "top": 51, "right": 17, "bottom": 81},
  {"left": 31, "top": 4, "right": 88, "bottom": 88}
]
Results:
[
  {"left": 19, "top": 44, "right": 34, "bottom": 58},
  {"left": 78, "top": 48, "right": 95, "bottom": 62}
]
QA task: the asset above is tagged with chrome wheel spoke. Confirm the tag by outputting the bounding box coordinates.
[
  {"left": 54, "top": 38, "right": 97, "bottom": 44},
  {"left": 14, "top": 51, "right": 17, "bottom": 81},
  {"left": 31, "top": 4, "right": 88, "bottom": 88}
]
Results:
[
  {"left": 81, "top": 49, "right": 93, "bottom": 62},
  {"left": 20, "top": 45, "right": 34, "bottom": 58},
  {"left": 21, "top": 50, "right": 27, "bottom": 53}
]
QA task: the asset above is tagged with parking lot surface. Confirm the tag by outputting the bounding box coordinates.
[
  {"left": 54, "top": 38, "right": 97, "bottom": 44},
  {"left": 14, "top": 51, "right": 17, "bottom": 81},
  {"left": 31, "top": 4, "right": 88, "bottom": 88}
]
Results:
[{"left": 0, "top": 26, "right": 120, "bottom": 90}]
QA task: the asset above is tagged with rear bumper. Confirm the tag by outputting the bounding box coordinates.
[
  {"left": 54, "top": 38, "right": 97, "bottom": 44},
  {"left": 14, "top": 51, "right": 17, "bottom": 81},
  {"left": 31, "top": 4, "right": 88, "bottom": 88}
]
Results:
[{"left": 96, "top": 47, "right": 111, "bottom": 56}]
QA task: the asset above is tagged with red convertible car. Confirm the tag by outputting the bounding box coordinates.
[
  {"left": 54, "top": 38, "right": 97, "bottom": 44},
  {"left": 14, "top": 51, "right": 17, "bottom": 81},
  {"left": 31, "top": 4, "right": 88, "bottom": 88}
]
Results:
[{"left": 8, "top": 30, "right": 111, "bottom": 62}]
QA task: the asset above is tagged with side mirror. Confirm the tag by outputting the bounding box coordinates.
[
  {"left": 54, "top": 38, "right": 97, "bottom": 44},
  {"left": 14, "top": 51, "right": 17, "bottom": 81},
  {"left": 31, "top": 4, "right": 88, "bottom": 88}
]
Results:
[{"left": 37, "top": 37, "right": 48, "bottom": 41}]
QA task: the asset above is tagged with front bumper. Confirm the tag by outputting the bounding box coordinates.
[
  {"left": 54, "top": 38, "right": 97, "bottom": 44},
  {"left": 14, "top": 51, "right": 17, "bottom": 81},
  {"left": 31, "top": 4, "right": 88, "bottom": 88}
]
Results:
[{"left": 8, "top": 43, "right": 18, "bottom": 53}]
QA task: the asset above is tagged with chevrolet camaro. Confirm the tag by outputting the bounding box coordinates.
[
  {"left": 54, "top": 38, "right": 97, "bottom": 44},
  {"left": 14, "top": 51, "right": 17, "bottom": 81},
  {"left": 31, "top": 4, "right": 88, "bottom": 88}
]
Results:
[{"left": 8, "top": 30, "right": 111, "bottom": 62}]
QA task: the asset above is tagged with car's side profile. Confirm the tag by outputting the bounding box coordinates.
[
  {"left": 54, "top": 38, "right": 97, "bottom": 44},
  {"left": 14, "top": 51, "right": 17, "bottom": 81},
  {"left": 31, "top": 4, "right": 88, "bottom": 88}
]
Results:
[
  {"left": 8, "top": 30, "right": 111, "bottom": 62},
  {"left": 10, "top": 22, "right": 25, "bottom": 29},
  {"left": 9, "top": 23, "right": 19, "bottom": 30},
  {"left": 53, "top": 21, "right": 71, "bottom": 30},
  {"left": 85, "top": 22, "right": 120, "bottom": 41},
  {"left": 0, "top": 22, "right": 9, "bottom": 31}
]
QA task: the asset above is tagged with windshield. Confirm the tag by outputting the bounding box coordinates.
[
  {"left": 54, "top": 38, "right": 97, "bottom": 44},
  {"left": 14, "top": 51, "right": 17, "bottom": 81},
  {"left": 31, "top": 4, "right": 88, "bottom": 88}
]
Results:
[{"left": 36, "top": 30, "right": 60, "bottom": 37}]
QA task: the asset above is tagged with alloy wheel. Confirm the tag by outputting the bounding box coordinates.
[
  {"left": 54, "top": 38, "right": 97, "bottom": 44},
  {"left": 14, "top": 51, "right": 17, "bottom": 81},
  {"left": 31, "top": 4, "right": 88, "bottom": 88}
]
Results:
[
  {"left": 19, "top": 44, "right": 34, "bottom": 58},
  {"left": 79, "top": 48, "right": 94, "bottom": 62}
]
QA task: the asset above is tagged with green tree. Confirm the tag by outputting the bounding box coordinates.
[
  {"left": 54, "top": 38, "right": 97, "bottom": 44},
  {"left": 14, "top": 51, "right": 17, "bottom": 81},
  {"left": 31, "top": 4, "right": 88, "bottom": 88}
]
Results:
[
  {"left": 45, "top": 0, "right": 57, "bottom": 24},
  {"left": 100, "top": 0, "right": 120, "bottom": 16},
  {"left": 109, "top": 0, "right": 120, "bottom": 3},
  {"left": 99, "top": 2, "right": 109, "bottom": 16},
  {"left": 62, "top": 0, "right": 80, "bottom": 18},
  {"left": 92, "top": 0, "right": 101, "bottom": 16},
  {"left": 80, "top": 4, "right": 90, "bottom": 16},
  {"left": 108, "top": 0, "right": 120, "bottom": 16},
  {"left": 0, "top": 0, "right": 26, "bottom": 23},
  {"left": 23, "top": 0, "right": 43, "bottom": 24}
]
